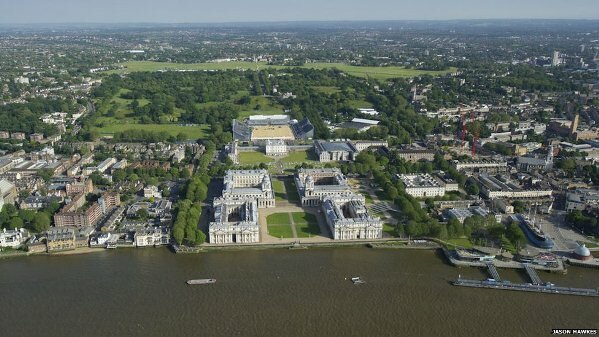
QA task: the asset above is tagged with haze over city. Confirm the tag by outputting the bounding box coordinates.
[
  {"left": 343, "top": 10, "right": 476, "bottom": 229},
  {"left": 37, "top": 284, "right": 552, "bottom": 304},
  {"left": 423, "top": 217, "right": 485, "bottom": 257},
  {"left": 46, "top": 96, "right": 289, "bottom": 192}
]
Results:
[{"left": 2, "top": 0, "right": 599, "bottom": 23}]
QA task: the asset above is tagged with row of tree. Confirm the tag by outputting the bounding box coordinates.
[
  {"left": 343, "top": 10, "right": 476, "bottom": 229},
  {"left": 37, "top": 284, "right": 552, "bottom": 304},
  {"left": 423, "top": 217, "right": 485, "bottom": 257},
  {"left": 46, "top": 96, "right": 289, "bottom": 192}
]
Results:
[
  {"left": 0, "top": 203, "right": 58, "bottom": 233},
  {"left": 172, "top": 200, "right": 205, "bottom": 245}
]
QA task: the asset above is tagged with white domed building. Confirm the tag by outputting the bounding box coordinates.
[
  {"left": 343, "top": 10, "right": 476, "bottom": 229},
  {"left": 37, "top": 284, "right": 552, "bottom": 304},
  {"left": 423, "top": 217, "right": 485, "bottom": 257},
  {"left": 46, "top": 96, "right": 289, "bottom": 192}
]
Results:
[{"left": 573, "top": 244, "right": 592, "bottom": 261}]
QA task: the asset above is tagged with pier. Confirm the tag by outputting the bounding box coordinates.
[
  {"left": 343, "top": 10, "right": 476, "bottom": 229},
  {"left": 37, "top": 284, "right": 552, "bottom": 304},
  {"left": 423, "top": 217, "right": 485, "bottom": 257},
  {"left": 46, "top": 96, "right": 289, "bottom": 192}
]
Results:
[
  {"left": 453, "top": 278, "right": 599, "bottom": 297},
  {"left": 523, "top": 263, "right": 542, "bottom": 285},
  {"left": 454, "top": 263, "right": 599, "bottom": 297},
  {"left": 485, "top": 262, "right": 501, "bottom": 281}
]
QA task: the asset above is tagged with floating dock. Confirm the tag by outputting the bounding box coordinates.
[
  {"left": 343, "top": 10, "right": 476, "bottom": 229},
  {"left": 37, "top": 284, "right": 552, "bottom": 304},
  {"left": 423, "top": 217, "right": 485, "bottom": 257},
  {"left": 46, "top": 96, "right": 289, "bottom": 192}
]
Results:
[
  {"left": 453, "top": 278, "right": 599, "bottom": 297},
  {"left": 454, "top": 262, "right": 599, "bottom": 297}
]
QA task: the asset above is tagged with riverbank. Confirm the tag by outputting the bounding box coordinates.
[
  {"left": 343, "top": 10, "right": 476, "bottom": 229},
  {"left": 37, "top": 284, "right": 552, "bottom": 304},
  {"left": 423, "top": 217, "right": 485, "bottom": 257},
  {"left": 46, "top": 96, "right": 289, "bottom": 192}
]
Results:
[
  {"left": 48, "top": 247, "right": 107, "bottom": 256},
  {"left": 172, "top": 238, "right": 442, "bottom": 253}
]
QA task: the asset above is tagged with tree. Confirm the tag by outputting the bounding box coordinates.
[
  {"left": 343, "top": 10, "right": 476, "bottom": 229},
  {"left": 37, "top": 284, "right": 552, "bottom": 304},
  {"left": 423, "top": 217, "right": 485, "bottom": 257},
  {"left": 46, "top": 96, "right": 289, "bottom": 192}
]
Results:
[
  {"left": 112, "top": 169, "right": 127, "bottom": 182},
  {"left": 2, "top": 203, "right": 17, "bottom": 217},
  {"left": 0, "top": 210, "right": 10, "bottom": 228},
  {"left": 505, "top": 223, "right": 527, "bottom": 252},
  {"left": 136, "top": 208, "right": 149, "bottom": 221},
  {"left": 31, "top": 212, "right": 51, "bottom": 233},
  {"left": 9, "top": 217, "right": 23, "bottom": 229},
  {"left": 37, "top": 168, "right": 54, "bottom": 182},
  {"left": 173, "top": 226, "right": 184, "bottom": 245},
  {"left": 195, "top": 230, "right": 206, "bottom": 245},
  {"left": 18, "top": 209, "right": 36, "bottom": 224},
  {"left": 512, "top": 200, "right": 526, "bottom": 214}
]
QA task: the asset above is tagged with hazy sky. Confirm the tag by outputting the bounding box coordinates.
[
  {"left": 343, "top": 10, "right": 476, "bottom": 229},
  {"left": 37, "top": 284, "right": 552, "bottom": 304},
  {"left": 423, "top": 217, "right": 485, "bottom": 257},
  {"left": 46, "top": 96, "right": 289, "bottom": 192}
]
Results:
[{"left": 1, "top": 0, "right": 599, "bottom": 23}]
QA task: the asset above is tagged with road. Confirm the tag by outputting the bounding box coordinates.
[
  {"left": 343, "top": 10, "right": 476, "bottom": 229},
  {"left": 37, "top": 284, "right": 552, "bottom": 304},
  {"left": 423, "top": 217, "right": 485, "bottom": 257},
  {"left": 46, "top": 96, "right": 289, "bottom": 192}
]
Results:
[{"left": 536, "top": 211, "right": 592, "bottom": 252}]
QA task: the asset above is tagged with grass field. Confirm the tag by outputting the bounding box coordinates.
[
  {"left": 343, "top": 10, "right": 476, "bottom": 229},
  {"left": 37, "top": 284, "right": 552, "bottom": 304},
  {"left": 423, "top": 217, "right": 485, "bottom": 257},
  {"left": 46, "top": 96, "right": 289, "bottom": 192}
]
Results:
[
  {"left": 283, "top": 179, "right": 300, "bottom": 203},
  {"left": 238, "top": 151, "right": 275, "bottom": 165},
  {"left": 291, "top": 212, "right": 318, "bottom": 224},
  {"left": 296, "top": 223, "right": 321, "bottom": 238},
  {"left": 237, "top": 96, "right": 285, "bottom": 120},
  {"left": 383, "top": 224, "right": 399, "bottom": 237},
  {"left": 267, "top": 224, "right": 294, "bottom": 238},
  {"left": 93, "top": 122, "right": 209, "bottom": 139},
  {"left": 266, "top": 212, "right": 294, "bottom": 238},
  {"left": 445, "top": 237, "right": 474, "bottom": 249},
  {"left": 107, "top": 61, "right": 457, "bottom": 80},
  {"left": 280, "top": 149, "right": 318, "bottom": 164},
  {"left": 291, "top": 212, "right": 320, "bottom": 238},
  {"left": 106, "top": 61, "right": 272, "bottom": 74},
  {"left": 238, "top": 108, "right": 285, "bottom": 119},
  {"left": 266, "top": 213, "right": 291, "bottom": 225}
]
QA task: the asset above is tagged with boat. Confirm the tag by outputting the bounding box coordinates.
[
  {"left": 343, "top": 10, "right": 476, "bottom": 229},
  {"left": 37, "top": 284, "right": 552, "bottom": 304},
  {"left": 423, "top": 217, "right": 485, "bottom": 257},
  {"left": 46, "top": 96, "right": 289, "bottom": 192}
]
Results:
[
  {"left": 515, "top": 214, "right": 554, "bottom": 249},
  {"left": 351, "top": 277, "right": 366, "bottom": 285},
  {"left": 186, "top": 279, "right": 216, "bottom": 285}
]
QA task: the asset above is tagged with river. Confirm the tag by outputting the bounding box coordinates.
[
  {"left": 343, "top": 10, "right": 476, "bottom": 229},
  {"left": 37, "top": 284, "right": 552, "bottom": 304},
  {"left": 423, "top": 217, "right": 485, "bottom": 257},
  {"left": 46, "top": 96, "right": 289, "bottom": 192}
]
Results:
[{"left": 1, "top": 248, "right": 597, "bottom": 337}]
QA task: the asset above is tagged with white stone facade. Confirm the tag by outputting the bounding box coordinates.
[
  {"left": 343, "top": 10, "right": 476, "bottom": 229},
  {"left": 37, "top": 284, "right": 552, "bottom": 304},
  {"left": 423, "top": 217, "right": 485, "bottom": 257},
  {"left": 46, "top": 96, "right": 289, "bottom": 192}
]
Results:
[
  {"left": 209, "top": 170, "right": 275, "bottom": 244},
  {"left": 265, "top": 139, "right": 288, "bottom": 156},
  {"left": 295, "top": 168, "right": 353, "bottom": 206},
  {"left": 399, "top": 174, "right": 446, "bottom": 198},
  {"left": 322, "top": 195, "right": 382, "bottom": 240},
  {"left": 0, "top": 228, "right": 27, "bottom": 248}
]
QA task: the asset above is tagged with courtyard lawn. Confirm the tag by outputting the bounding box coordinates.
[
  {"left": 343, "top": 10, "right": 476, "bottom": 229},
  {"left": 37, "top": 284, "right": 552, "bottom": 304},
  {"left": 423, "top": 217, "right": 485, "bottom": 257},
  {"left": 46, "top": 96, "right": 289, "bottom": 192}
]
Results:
[
  {"left": 272, "top": 179, "right": 286, "bottom": 201},
  {"left": 283, "top": 179, "right": 300, "bottom": 203},
  {"left": 296, "top": 223, "right": 321, "bottom": 238},
  {"left": 291, "top": 212, "right": 318, "bottom": 225},
  {"left": 237, "top": 151, "right": 275, "bottom": 165},
  {"left": 266, "top": 213, "right": 291, "bottom": 225},
  {"left": 267, "top": 224, "right": 294, "bottom": 239},
  {"left": 281, "top": 149, "right": 318, "bottom": 164}
]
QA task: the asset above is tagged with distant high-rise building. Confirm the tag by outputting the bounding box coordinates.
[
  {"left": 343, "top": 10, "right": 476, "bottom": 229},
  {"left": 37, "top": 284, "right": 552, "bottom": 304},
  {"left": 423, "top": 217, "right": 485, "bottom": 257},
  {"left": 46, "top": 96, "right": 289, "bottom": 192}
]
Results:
[{"left": 552, "top": 51, "right": 561, "bottom": 66}]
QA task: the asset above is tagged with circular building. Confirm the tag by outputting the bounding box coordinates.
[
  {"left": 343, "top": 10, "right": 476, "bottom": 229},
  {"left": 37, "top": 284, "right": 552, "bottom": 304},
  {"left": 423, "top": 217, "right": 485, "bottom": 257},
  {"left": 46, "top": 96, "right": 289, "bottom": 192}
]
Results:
[{"left": 573, "top": 244, "right": 592, "bottom": 261}]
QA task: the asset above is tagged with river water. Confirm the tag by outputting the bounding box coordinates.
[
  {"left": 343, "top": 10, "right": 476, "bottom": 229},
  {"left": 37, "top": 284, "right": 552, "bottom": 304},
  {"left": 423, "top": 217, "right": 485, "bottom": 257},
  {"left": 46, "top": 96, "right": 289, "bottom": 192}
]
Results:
[{"left": 1, "top": 248, "right": 597, "bottom": 337}]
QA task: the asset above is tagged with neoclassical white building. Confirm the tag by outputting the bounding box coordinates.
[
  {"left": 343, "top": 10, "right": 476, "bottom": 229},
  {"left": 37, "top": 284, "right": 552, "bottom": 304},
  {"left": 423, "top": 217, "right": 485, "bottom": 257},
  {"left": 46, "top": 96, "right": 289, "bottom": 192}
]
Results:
[
  {"left": 295, "top": 168, "right": 354, "bottom": 206},
  {"left": 322, "top": 195, "right": 382, "bottom": 240},
  {"left": 265, "top": 139, "right": 288, "bottom": 156},
  {"left": 399, "top": 174, "right": 446, "bottom": 198},
  {"left": 209, "top": 170, "right": 275, "bottom": 244}
]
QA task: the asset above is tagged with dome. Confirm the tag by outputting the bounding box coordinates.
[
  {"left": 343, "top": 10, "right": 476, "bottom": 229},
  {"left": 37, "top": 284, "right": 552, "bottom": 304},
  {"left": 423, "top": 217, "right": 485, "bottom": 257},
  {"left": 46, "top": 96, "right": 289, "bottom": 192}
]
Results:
[{"left": 574, "top": 244, "right": 591, "bottom": 258}]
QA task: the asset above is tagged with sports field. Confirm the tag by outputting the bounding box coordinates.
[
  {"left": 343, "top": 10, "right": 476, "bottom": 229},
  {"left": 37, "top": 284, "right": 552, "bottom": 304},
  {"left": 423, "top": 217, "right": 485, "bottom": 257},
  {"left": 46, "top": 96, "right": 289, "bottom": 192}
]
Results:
[
  {"left": 106, "top": 61, "right": 457, "bottom": 80},
  {"left": 251, "top": 125, "right": 294, "bottom": 140}
]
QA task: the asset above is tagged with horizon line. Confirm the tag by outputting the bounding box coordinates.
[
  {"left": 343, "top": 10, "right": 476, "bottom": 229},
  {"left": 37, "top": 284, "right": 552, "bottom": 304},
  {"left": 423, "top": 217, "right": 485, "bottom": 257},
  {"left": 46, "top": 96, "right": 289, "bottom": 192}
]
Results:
[{"left": 1, "top": 18, "right": 599, "bottom": 26}]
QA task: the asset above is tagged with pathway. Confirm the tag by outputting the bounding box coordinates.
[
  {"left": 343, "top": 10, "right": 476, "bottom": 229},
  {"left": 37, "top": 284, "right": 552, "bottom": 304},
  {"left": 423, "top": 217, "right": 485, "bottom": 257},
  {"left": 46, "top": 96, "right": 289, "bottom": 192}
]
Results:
[{"left": 288, "top": 212, "right": 298, "bottom": 238}]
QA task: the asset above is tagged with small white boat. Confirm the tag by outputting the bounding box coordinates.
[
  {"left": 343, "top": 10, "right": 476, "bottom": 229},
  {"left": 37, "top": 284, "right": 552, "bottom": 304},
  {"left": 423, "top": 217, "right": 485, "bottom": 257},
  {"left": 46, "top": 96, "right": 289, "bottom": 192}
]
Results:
[
  {"left": 186, "top": 279, "right": 216, "bottom": 285},
  {"left": 351, "top": 277, "right": 365, "bottom": 285}
]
